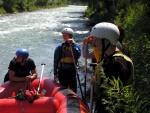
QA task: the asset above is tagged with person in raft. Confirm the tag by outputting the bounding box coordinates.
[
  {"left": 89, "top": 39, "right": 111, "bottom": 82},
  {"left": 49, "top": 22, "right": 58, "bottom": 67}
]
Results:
[
  {"left": 53, "top": 28, "right": 81, "bottom": 93},
  {"left": 4, "top": 48, "right": 38, "bottom": 89},
  {"left": 82, "top": 22, "right": 134, "bottom": 113}
]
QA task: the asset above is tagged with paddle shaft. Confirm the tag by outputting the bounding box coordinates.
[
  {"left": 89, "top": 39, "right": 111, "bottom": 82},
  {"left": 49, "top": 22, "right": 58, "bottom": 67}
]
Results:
[
  {"left": 90, "top": 84, "right": 94, "bottom": 113},
  {"left": 89, "top": 63, "right": 97, "bottom": 113},
  {"left": 70, "top": 45, "right": 84, "bottom": 101},
  {"left": 84, "top": 58, "right": 87, "bottom": 103},
  {"left": 37, "top": 63, "right": 46, "bottom": 94}
]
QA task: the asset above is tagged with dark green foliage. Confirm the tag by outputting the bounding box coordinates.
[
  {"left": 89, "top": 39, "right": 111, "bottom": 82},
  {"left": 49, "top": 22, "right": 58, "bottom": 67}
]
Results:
[
  {"left": 0, "top": 0, "right": 67, "bottom": 14},
  {"left": 85, "top": 0, "right": 117, "bottom": 25},
  {"left": 3, "top": 0, "right": 18, "bottom": 13},
  {"left": 16, "top": 0, "right": 28, "bottom": 11},
  {"left": 2, "top": 0, "right": 35, "bottom": 13},
  {"left": 67, "top": 0, "right": 87, "bottom": 5},
  {"left": 0, "top": 0, "right": 3, "bottom": 5},
  {"left": 35, "top": 0, "right": 67, "bottom": 6},
  {"left": 35, "top": 0, "right": 49, "bottom": 6},
  {"left": 114, "top": 2, "right": 150, "bottom": 101},
  {"left": 101, "top": 76, "right": 149, "bottom": 113},
  {"left": 0, "top": 0, "right": 5, "bottom": 13},
  {"left": 0, "top": 7, "right": 5, "bottom": 14}
]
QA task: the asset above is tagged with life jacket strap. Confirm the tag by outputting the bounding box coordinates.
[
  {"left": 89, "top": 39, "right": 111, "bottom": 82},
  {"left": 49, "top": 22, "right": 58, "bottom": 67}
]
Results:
[
  {"left": 60, "top": 57, "right": 76, "bottom": 63},
  {"left": 113, "top": 53, "right": 134, "bottom": 85}
]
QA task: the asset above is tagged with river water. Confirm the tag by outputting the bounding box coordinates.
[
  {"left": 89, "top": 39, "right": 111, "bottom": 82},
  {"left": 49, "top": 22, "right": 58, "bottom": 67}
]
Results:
[{"left": 0, "top": 5, "right": 93, "bottom": 99}]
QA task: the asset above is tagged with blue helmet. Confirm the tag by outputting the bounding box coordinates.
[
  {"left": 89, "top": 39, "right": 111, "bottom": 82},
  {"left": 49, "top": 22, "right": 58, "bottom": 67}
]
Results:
[{"left": 16, "top": 48, "right": 29, "bottom": 59}]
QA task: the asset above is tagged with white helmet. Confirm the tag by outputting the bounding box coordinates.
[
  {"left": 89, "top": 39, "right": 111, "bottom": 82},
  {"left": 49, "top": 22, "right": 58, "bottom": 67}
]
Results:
[
  {"left": 61, "top": 28, "right": 74, "bottom": 35},
  {"left": 90, "top": 22, "right": 120, "bottom": 45}
]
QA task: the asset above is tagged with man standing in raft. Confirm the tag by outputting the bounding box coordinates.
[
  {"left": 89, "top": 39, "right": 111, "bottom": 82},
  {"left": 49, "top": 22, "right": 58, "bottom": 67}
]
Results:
[{"left": 53, "top": 28, "right": 81, "bottom": 93}]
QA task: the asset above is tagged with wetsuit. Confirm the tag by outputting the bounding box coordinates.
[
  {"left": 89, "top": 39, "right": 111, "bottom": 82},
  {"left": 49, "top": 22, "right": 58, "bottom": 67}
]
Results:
[
  {"left": 4, "top": 58, "right": 36, "bottom": 82},
  {"left": 53, "top": 42, "right": 81, "bottom": 93}
]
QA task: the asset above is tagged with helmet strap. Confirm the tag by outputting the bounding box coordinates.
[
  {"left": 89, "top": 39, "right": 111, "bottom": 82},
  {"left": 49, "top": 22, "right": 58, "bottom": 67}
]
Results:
[
  {"left": 101, "top": 39, "right": 111, "bottom": 59},
  {"left": 69, "top": 34, "right": 73, "bottom": 38},
  {"left": 21, "top": 58, "right": 25, "bottom": 63}
]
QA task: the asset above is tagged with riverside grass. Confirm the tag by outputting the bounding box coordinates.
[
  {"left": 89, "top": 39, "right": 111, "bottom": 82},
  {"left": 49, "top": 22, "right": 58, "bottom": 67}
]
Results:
[{"left": 99, "top": 75, "right": 149, "bottom": 113}]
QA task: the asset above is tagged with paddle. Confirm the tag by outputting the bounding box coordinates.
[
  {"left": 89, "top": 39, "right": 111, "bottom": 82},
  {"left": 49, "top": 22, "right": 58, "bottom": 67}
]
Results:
[
  {"left": 84, "top": 58, "right": 87, "bottom": 103},
  {"left": 37, "top": 63, "right": 46, "bottom": 94},
  {"left": 28, "top": 63, "right": 46, "bottom": 103},
  {"left": 89, "top": 63, "right": 97, "bottom": 113},
  {"left": 90, "top": 84, "right": 94, "bottom": 113},
  {"left": 70, "top": 45, "right": 84, "bottom": 101}
]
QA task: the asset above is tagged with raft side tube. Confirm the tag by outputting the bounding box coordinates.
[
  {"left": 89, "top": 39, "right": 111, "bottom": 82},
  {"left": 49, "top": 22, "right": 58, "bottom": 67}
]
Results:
[{"left": 0, "top": 97, "right": 59, "bottom": 113}]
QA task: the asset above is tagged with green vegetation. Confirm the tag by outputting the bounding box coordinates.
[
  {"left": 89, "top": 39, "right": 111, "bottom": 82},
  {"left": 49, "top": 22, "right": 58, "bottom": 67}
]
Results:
[
  {"left": 85, "top": 0, "right": 150, "bottom": 112},
  {"left": 0, "top": 0, "right": 67, "bottom": 14},
  {"left": 101, "top": 76, "right": 149, "bottom": 113},
  {"left": 68, "top": 0, "right": 87, "bottom": 5}
]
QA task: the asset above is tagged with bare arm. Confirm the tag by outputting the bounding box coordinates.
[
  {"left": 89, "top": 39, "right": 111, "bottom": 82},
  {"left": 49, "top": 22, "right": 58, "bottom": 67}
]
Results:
[
  {"left": 82, "top": 37, "right": 95, "bottom": 58},
  {"left": 30, "top": 68, "right": 38, "bottom": 81}
]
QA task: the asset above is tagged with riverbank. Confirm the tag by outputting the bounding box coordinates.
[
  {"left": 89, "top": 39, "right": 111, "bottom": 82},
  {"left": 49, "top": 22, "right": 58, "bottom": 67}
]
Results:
[
  {"left": 0, "top": 0, "right": 68, "bottom": 15},
  {"left": 0, "top": 5, "right": 68, "bottom": 15}
]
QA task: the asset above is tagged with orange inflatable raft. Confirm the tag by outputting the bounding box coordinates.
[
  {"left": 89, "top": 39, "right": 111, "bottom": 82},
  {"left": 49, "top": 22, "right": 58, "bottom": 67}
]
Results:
[{"left": 0, "top": 78, "right": 89, "bottom": 113}]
